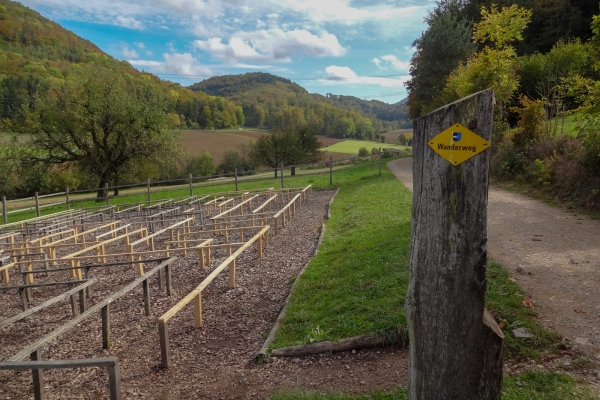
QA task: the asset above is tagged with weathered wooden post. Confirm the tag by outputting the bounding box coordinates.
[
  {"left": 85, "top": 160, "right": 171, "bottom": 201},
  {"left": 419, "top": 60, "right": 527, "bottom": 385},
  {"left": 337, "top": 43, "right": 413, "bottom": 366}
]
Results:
[
  {"left": 34, "top": 192, "right": 40, "bottom": 217},
  {"left": 234, "top": 168, "right": 238, "bottom": 192},
  {"left": 65, "top": 188, "right": 70, "bottom": 210},
  {"left": 378, "top": 148, "right": 382, "bottom": 176},
  {"left": 189, "top": 173, "right": 193, "bottom": 196},
  {"left": 2, "top": 195, "right": 7, "bottom": 225},
  {"left": 329, "top": 157, "right": 333, "bottom": 185},
  {"left": 146, "top": 178, "right": 151, "bottom": 202},
  {"left": 405, "top": 89, "right": 504, "bottom": 400},
  {"left": 280, "top": 162, "right": 284, "bottom": 189}
]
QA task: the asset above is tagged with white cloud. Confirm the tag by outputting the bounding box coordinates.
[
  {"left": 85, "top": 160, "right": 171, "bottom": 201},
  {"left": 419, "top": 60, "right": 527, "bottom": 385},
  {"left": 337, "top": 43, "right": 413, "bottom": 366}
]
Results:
[
  {"left": 371, "top": 57, "right": 381, "bottom": 67},
  {"left": 323, "top": 65, "right": 409, "bottom": 88},
  {"left": 129, "top": 52, "right": 212, "bottom": 77},
  {"left": 115, "top": 15, "right": 144, "bottom": 30},
  {"left": 120, "top": 43, "right": 139, "bottom": 58},
  {"left": 135, "top": 42, "right": 146, "bottom": 49},
  {"left": 194, "top": 28, "right": 345, "bottom": 63},
  {"left": 381, "top": 55, "right": 410, "bottom": 73}
]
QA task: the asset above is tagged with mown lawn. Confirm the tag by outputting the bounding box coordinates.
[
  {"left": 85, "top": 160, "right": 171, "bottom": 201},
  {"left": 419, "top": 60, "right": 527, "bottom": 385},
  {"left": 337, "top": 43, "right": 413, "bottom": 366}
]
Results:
[{"left": 271, "top": 166, "right": 411, "bottom": 347}]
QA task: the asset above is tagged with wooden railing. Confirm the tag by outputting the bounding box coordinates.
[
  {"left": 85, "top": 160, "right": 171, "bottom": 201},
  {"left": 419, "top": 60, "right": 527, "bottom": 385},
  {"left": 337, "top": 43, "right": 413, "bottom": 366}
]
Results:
[{"left": 0, "top": 356, "right": 122, "bottom": 400}]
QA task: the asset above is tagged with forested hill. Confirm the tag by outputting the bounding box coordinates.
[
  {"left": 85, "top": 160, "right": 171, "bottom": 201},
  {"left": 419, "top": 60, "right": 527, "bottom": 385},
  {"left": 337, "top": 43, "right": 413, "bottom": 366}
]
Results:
[
  {"left": 0, "top": 0, "right": 242, "bottom": 130},
  {"left": 189, "top": 72, "right": 411, "bottom": 138},
  {"left": 0, "top": 0, "right": 102, "bottom": 63}
]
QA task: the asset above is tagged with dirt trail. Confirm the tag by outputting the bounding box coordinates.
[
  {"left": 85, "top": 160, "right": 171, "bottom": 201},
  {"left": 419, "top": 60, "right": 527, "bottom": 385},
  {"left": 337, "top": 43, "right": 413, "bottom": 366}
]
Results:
[{"left": 388, "top": 157, "right": 600, "bottom": 360}]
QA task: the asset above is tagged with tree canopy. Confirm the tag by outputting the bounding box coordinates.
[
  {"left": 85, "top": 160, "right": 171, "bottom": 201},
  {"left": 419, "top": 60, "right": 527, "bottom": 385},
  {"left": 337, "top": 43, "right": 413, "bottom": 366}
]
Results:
[{"left": 20, "top": 66, "right": 179, "bottom": 198}]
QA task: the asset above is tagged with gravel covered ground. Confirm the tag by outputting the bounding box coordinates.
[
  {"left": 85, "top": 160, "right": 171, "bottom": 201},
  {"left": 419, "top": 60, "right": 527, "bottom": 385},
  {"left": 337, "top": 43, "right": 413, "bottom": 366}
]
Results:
[{"left": 1, "top": 190, "right": 412, "bottom": 399}]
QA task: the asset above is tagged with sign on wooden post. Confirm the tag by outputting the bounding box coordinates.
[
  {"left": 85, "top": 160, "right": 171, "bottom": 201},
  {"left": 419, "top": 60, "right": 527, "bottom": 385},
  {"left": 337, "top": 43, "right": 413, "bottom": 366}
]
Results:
[{"left": 405, "top": 89, "right": 504, "bottom": 400}]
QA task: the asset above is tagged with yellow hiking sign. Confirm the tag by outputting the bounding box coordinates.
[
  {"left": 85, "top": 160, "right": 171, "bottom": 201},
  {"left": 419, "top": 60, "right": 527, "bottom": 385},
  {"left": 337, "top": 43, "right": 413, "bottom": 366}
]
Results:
[{"left": 428, "top": 123, "right": 491, "bottom": 166}]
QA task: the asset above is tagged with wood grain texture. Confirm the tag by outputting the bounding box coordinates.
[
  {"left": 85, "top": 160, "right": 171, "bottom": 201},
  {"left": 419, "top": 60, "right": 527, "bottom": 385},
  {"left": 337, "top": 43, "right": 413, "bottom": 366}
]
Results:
[{"left": 405, "top": 89, "right": 504, "bottom": 400}]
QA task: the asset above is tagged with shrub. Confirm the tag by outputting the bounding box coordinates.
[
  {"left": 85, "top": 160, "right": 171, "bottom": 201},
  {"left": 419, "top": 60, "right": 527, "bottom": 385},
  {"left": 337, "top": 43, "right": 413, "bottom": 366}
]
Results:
[{"left": 358, "top": 147, "right": 369, "bottom": 156}]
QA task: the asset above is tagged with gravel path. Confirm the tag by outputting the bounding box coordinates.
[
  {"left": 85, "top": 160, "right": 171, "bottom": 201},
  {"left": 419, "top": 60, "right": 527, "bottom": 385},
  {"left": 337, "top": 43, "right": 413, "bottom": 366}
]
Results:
[{"left": 387, "top": 157, "right": 600, "bottom": 361}]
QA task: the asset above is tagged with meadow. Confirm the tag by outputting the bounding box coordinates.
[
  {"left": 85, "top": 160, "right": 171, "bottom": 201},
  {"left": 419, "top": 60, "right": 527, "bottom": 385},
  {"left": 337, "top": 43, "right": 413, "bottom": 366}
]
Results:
[{"left": 321, "top": 139, "right": 411, "bottom": 155}]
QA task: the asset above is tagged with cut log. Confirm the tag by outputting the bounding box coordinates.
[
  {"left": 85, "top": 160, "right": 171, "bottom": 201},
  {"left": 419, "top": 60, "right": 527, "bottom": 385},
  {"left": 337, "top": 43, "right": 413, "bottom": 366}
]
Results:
[{"left": 271, "top": 334, "right": 388, "bottom": 358}]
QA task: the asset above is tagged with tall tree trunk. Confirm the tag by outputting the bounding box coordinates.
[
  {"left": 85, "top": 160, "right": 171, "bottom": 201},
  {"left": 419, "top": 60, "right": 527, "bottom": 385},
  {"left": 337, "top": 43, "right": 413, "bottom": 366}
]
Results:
[
  {"left": 96, "top": 176, "right": 109, "bottom": 202},
  {"left": 113, "top": 176, "right": 120, "bottom": 196},
  {"left": 291, "top": 166, "right": 296, "bottom": 176},
  {"left": 406, "top": 89, "right": 503, "bottom": 400},
  {"left": 273, "top": 168, "right": 278, "bottom": 178}
]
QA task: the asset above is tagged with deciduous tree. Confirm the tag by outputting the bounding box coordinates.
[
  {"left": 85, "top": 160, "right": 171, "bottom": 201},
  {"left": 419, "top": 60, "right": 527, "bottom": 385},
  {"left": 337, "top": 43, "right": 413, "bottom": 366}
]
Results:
[{"left": 21, "top": 66, "right": 179, "bottom": 200}]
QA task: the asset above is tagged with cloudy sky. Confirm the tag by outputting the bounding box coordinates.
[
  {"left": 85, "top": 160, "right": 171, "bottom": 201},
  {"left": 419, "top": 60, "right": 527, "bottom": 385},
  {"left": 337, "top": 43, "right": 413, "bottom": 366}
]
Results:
[{"left": 20, "top": 0, "right": 436, "bottom": 104}]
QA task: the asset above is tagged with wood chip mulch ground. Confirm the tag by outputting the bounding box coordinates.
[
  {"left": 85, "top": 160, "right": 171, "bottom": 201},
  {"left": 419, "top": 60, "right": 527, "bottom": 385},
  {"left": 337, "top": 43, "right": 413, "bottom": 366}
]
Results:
[{"left": 1, "top": 190, "right": 412, "bottom": 399}]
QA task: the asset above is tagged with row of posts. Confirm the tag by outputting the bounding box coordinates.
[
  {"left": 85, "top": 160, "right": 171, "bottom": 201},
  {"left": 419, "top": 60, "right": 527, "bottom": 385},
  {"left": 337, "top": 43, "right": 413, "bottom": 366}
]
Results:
[{"left": 1, "top": 149, "right": 383, "bottom": 225}]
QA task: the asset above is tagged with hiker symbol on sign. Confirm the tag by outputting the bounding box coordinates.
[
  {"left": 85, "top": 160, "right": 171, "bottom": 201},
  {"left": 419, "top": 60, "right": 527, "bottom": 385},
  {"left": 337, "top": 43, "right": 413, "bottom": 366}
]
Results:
[{"left": 452, "top": 132, "right": 462, "bottom": 142}]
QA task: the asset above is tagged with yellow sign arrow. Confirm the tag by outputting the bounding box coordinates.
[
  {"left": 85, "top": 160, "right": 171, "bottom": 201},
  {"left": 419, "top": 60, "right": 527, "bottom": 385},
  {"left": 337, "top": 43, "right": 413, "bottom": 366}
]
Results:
[{"left": 428, "top": 123, "right": 491, "bottom": 166}]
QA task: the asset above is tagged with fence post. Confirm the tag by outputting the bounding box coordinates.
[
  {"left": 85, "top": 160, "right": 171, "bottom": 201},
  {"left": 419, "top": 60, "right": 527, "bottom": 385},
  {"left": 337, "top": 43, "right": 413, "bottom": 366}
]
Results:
[
  {"left": 189, "top": 173, "right": 193, "bottom": 197},
  {"left": 35, "top": 192, "right": 40, "bottom": 217},
  {"left": 406, "top": 89, "right": 502, "bottom": 400},
  {"left": 329, "top": 157, "right": 333, "bottom": 186},
  {"left": 378, "top": 148, "right": 382, "bottom": 176},
  {"left": 2, "top": 196, "right": 7, "bottom": 225},
  {"left": 65, "top": 188, "right": 70, "bottom": 210},
  {"left": 234, "top": 168, "right": 238, "bottom": 192},
  {"left": 104, "top": 183, "right": 109, "bottom": 206},
  {"left": 280, "top": 163, "right": 284, "bottom": 189},
  {"left": 147, "top": 178, "right": 151, "bottom": 202},
  {"left": 107, "top": 360, "right": 122, "bottom": 400},
  {"left": 30, "top": 349, "right": 44, "bottom": 400}
]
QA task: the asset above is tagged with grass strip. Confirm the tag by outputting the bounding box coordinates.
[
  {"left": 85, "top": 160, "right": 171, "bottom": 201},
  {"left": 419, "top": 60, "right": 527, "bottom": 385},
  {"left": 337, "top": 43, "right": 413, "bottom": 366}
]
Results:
[
  {"left": 269, "top": 371, "right": 595, "bottom": 399},
  {"left": 271, "top": 167, "right": 412, "bottom": 348}
]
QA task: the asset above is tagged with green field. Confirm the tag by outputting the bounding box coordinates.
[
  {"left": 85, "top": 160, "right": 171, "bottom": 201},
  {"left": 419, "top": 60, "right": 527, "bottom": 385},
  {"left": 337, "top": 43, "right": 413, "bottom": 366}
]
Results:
[{"left": 322, "top": 140, "right": 411, "bottom": 155}]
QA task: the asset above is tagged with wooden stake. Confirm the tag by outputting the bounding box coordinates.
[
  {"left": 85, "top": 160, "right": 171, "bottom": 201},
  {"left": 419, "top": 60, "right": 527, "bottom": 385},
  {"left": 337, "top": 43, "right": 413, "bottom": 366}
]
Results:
[
  {"left": 2, "top": 195, "right": 7, "bottom": 225},
  {"left": 30, "top": 349, "right": 44, "bottom": 400},
  {"left": 228, "top": 260, "right": 235, "bottom": 288},
  {"left": 35, "top": 192, "right": 40, "bottom": 217},
  {"left": 194, "top": 292, "right": 202, "bottom": 328},
  {"left": 102, "top": 304, "right": 110, "bottom": 349}
]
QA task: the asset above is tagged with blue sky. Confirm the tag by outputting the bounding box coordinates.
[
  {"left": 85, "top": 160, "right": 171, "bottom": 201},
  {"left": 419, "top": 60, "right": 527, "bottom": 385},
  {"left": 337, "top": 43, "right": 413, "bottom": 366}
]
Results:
[{"left": 20, "top": 0, "right": 436, "bottom": 104}]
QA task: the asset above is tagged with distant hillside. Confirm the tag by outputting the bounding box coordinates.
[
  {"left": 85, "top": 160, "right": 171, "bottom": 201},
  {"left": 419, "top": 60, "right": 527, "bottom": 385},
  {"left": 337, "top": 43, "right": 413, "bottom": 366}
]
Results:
[
  {"left": 319, "top": 93, "right": 409, "bottom": 122},
  {"left": 0, "top": 0, "right": 241, "bottom": 130},
  {"left": 189, "top": 72, "right": 411, "bottom": 139},
  {"left": 0, "top": 0, "right": 102, "bottom": 63}
]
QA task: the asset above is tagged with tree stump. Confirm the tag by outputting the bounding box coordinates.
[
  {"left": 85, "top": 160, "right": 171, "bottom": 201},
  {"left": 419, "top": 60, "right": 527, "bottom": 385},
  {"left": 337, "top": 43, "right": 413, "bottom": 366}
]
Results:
[{"left": 405, "top": 89, "right": 504, "bottom": 400}]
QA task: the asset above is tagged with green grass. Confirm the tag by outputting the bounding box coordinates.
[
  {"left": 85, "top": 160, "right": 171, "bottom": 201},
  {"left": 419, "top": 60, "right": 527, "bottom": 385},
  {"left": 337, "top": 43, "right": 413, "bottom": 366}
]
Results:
[
  {"left": 271, "top": 171, "right": 558, "bottom": 360},
  {"left": 486, "top": 260, "right": 559, "bottom": 359},
  {"left": 271, "top": 166, "right": 412, "bottom": 347},
  {"left": 322, "top": 140, "right": 411, "bottom": 155},
  {"left": 269, "top": 372, "right": 596, "bottom": 399},
  {"left": 502, "top": 371, "right": 597, "bottom": 399}
]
